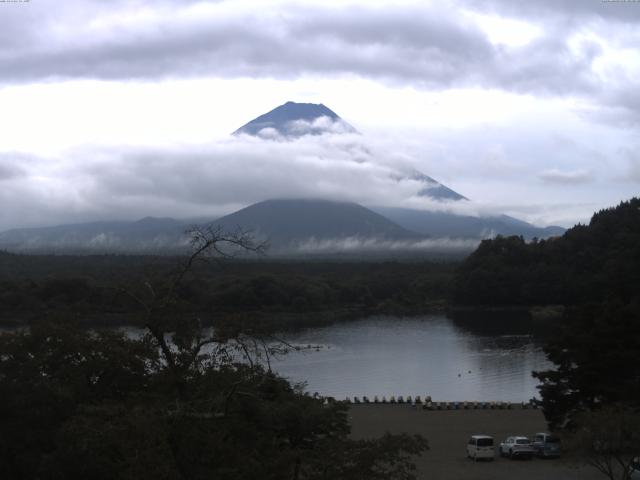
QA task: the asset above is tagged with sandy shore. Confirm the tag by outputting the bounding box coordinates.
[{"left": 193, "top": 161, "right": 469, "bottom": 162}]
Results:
[{"left": 348, "top": 404, "right": 601, "bottom": 480}]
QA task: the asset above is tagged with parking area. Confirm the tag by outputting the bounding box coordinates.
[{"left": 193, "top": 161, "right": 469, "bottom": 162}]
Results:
[{"left": 348, "top": 405, "right": 601, "bottom": 480}]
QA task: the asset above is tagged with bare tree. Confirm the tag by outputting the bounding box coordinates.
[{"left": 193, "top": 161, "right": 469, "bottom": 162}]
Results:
[
  {"left": 121, "top": 225, "right": 266, "bottom": 376},
  {"left": 118, "top": 223, "right": 320, "bottom": 420}
]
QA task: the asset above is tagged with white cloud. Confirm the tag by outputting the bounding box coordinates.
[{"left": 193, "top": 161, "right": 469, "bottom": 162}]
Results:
[
  {"left": 294, "top": 236, "right": 480, "bottom": 253},
  {"left": 538, "top": 168, "right": 593, "bottom": 184},
  {"left": 462, "top": 10, "right": 542, "bottom": 47},
  {"left": 620, "top": 147, "right": 640, "bottom": 183},
  {"left": 0, "top": 0, "right": 638, "bottom": 232},
  {"left": 0, "top": 133, "right": 432, "bottom": 230},
  {"left": 0, "top": 117, "right": 630, "bottom": 233},
  {"left": 0, "top": 0, "right": 624, "bottom": 101}
]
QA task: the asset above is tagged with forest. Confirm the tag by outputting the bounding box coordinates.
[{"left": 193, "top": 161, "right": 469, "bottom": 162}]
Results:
[
  {"left": 2, "top": 199, "right": 640, "bottom": 479},
  {"left": 452, "top": 198, "right": 640, "bottom": 307},
  {"left": 0, "top": 254, "right": 453, "bottom": 329},
  {"left": 0, "top": 227, "right": 430, "bottom": 479},
  {"left": 451, "top": 198, "right": 640, "bottom": 476}
]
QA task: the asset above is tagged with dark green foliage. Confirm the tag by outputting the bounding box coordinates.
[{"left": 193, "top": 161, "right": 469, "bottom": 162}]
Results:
[
  {"left": 0, "top": 258, "right": 453, "bottom": 328},
  {"left": 1, "top": 230, "right": 430, "bottom": 479},
  {"left": 453, "top": 198, "right": 640, "bottom": 306},
  {"left": 533, "top": 301, "right": 640, "bottom": 430},
  {"left": 452, "top": 197, "right": 640, "bottom": 454},
  {"left": 452, "top": 198, "right": 640, "bottom": 437},
  {"left": 0, "top": 322, "right": 427, "bottom": 480},
  {"left": 0, "top": 321, "right": 158, "bottom": 480}
]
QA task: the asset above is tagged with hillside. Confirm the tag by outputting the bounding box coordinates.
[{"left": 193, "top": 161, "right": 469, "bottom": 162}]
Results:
[
  {"left": 452, "top": 197, "right": 640, "bottom": 306},
  {"left": 0, "top": 199, "right": 426, "bottom": 254},
  {"left": 0, "top": 217, "right": 190, "bottom": 252},
  {"left": 373, "top": 207, "right": 564, "bottom": 240},
  {"left": 212, "top": 198, "right": 422, "bottom": 252}
]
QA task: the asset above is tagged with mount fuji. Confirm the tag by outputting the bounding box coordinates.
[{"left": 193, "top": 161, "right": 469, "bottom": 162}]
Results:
[
  {"left": 235, "top": 101, "right": 467, "bottom": 202},
  {"left": 0, "top": 101, "right": 564, "bottom": 254}
]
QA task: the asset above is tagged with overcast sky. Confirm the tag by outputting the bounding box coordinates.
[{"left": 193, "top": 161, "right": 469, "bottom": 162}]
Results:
[{"left": 0, "top": 0, "right": 639, "bottom": 230}]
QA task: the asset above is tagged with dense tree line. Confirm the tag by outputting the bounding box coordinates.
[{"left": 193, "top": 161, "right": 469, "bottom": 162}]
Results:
[
  {"left": 0, "top": 320, "right": 428, "bottom": 479},
  {"left": 451, "top": 198, "right": 640, "bottom": 478},
  {"left": 533, "top": 297, "right": 640, "bottom": 480},
  {"left": 533, "top": 300, "right": 640, "bottom": 429},
  {"left": 452, "top": 198, "right": 640, "bottom": 307},
  {"left": 0, "top": 228, "right": 428, "bottom": 479},
  {"left": 0, "top": 256, "right": 453, "bottom": 327}
]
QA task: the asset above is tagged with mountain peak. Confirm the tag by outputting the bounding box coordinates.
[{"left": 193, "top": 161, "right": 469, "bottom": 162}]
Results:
[
  {"left": 212, "top": 198, "right": 420, "bottom": 252},
  {"left": 233, "top": 101, "right": 358, "bottom": 138}
]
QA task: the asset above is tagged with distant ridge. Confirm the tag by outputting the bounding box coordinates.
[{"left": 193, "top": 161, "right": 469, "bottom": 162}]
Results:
[
  {"left": 0, "top": 200, "right": 564, "bottom": 254},
  {"left": 371, "top": 206, "right": 564, "bottom": 240},
  {"left": 0, "top": 200, "right": 427, "bottom": 254},
  {"left": 233, "top": 101, "right": 358, "bottom": 137},
  {"left": 212, "top": 198, "right": 421, "bottom": 251},
  {"left": 0, "top": 217, "right": 190, "bottom": 252}
]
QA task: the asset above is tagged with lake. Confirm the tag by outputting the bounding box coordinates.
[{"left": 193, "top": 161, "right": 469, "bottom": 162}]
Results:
[
  {"left": 269, "top": 315, "right": 551, "bottom": 402},
  {"left": 3, "top": 313, "right": 551, "bottom": 403}
]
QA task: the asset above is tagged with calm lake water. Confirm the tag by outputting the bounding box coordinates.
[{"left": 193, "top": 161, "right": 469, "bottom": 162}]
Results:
[
  {"left": 2, "top": 314, "right": 551, "bottom": 402},
  {"left": 269, "top": 315, "right": 551, "bottom": 402}
]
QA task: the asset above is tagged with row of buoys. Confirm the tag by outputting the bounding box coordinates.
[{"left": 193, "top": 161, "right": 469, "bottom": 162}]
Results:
[
  {"left": 421, "top": 400, "right": 525, "bottom": 410},
  {"left": 339, "top": 397, "right": 539, "bottom": 409},
  {"left": 424, "top": 400, "right": 539, "bottom": 410},
  {"left": 344, "top": 395, "right": 432, "bottom": 405}
]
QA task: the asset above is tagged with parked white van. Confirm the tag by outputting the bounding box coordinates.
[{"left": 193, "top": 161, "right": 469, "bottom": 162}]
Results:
[{"left": 466, "top": 435, "right": 495, "bottom": 461}]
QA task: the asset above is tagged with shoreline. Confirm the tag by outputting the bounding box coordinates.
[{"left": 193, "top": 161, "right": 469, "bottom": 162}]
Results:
[
  {"left": 0, "top": 304, "right": 449, "bottom": 329},
  {"left": 341, "top": 398, "right": 539, "bottom": 409}
]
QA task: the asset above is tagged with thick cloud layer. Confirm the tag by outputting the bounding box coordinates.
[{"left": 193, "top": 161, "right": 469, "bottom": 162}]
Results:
[
  {"left": 2, "top": 118, "right": 628, "bottom": 232},
  {"left": 0, "top": 133, "right": 444, "bottom": 230},
  {"left": 1, "top": 0, "right": 638, "bottom": 126},
  {"left": 0, "top": 1, "right": 626, "bottom": 94},
  {"left": 0, "top": 0, "right": 638, "bottom": 231},
  {"left": 537, "top": 168, "right": 593, "bottom": 185},
  {"left": 468, "top": 0, "right": 640, "bottom": 23}
]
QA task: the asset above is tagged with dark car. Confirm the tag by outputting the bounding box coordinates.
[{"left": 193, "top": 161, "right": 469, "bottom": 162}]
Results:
[{"left": 532, "top": 432, "right": 561, "bottom": 458}]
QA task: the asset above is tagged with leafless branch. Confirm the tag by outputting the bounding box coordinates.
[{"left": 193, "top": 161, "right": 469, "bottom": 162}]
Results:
[{"left": 259, "top": 338, "right": 272, "bottom": 372}]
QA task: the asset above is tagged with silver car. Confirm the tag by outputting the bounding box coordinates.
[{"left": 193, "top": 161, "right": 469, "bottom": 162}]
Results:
[{"left": 499, "top": 436, "right": 535, "bottom": 459}]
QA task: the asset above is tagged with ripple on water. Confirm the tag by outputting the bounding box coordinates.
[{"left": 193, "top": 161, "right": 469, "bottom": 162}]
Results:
[{"left": 271, "top": 315, "right": 552, "bottom": 402}]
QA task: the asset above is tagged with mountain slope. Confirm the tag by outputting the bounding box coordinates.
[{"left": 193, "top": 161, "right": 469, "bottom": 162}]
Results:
[
  {"left": 234, "top": 101, "right": 468, "bottom": 202},
  {"left": 233, "top": 101, "right": 358, "bottom": 137},
  {"left": 212, "top": 199, "right": 421, "bottom": 250},
  {"left": 372, "top": 207, "right": 564, "bottom": 239},
  {"left": 0, "top": 200, "right": 563, "bottom": 254},
  {"left": 0, "top": 200, "right": 424, "bottom": 254},
  {"left": 407, "top": 171, "right": 468, "bottom": 201},
  {"left": 0, "top": 217, "right": 191, "bottom": 252}
]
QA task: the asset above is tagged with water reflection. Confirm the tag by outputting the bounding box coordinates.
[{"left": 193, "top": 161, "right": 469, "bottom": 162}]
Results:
[
  {"left": 90, "top": 314, "right": 551, "bottom": 402},
  {"left": 271, "top": 315, "right": 551, "bottom": 402}
]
